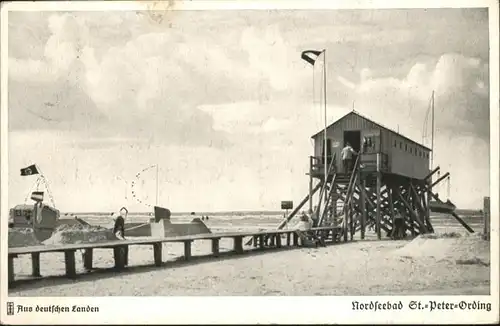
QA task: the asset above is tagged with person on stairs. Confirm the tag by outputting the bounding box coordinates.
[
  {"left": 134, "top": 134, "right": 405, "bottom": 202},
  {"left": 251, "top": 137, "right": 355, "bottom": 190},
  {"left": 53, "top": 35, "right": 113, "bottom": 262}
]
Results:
[{"left": 341, "top": 142, "right": 358, "bottom": 174}]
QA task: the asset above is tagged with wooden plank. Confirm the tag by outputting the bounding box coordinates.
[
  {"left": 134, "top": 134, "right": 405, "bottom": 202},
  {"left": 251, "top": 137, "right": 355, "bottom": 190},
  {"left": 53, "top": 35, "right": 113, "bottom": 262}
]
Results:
[
  {"left": 83, "top": 249, "right": 93, "bottom": 270},
  {"left": 153, "top": 243, "right": 162, "bottom": 266},
  {"left": 211, "top": 238, "right": 220, "bottom": 256},
  {"left": 8, "top": 227, "right": 339, "bottom": 257},
  {"left": 360, "top": 179, "right": 367, "bottom": 240},
  {"left": 31, "top": 253, "right": 41, "bottom": 277},
  {"left": 395, "top": 188, "right": 426, "bottom": 233},
  {"left": 113, "top": 247, "right": 126, "bottom": 270},
  {"left": 410, "top": 183, "right": 427, "bottom": 232},
  {"left": 64, "top": 250, "right": 77, "bottom": 278},
  {"left": 376, "top": 172, "right": 382, "bottom": 240},
  {"left": 233, "top": 236, "right": 244, "bottom": 254},
  {"left": 270, "top": 235, "right": 276, "bottom": 247},
  {"left": 8, "top": 255, "right": 15, "bottom": 285},
  {"left": 184, "top": 241, "right": 192, "bottom": 260},
  {"left": 426, "top": 190, "right": 474, "bottom": 233},
  {"left": 259, "top": 235, "right": 265, "bottom": 249},
  {"left": 388, "top": 185, "right": 395, "bottom": 234},
  {"left": 484, "top": 197, "right": 490, "bottom": 240}
]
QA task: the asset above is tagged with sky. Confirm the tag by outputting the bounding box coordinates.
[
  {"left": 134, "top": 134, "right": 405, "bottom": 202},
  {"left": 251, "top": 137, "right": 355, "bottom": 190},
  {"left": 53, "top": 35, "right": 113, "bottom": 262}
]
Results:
[{"left": 5, "top": 6, "right": 492, "bottom": 212}]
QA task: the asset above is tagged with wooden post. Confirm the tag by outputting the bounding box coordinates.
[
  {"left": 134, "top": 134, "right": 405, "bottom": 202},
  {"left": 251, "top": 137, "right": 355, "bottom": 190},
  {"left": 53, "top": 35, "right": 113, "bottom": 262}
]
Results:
[
  {"left": 276, "top": 234, "right": 282, "bottom": 248},
  {"left": 83, "top": 249, "right": 93, "bottom": 270},
  {"left": 343, "top": 198, "right": 348, "bottom": 242},
  {"left": 31, "top": 253, "right": 41, "bottom": 277},
  {"left": 252, "top": 235, "right": 258, "bottom": 247},
  {"left": 212, "top": 238, "right": 220, "bottom": 256},
  {"left": 270, "top": 235, "right": 276, "bottom": 246},
  {"left": 388, "top": 185, "right": 395, "bottom": 234},
  {"left": 64, "top": 250, "right": 77, "bottom": 278},
  {"left": 153, "top": 243, "right": 162, "bottom": 266},
  {"left": 113, "top": 247, "right": 126, "bottom": 270},
  {"left": 484, "top": 197, "right": 490, "bottom": 240},
  {"left": 360, "top": 179, "right": 367, "bottom": 240},
  {"left": 309, "top": 157, "right": 313, "bottom": 214},
  {"left": 8, "top": 255, "right": 15, "bottom": 285},
  {"left": 286, "top": 232, "right": 291, "bottom": 246},
  {"left": 376, "top": 171, "right": 382, "bottom": 240},
  {"left": 184, "top": 241, "right": 192, "bottom": 260},
  {"left": 293, "top": 232, "right": 299, "bottom": 246},
  {"left": 259, "top": 235, "right": 265, "bottom": 249},
  {"left": 233, "top": 236, "right": 244, "bottom": 254}
]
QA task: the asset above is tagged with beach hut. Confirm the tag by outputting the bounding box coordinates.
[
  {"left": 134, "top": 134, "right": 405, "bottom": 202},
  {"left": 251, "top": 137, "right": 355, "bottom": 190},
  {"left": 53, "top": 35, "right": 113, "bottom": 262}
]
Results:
[
  {"left": 293, "top": 110, "right": 474, "bottom": 240},
  {"left": 309, "top": 110, "right": 432, "bottom": 180}
]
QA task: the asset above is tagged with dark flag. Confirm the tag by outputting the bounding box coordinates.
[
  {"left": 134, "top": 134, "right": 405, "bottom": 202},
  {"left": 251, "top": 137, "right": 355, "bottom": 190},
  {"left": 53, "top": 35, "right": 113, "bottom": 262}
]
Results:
[
  {"left": 20, "top": 164, "right": 39, "bottom": 176},
  {"left": 301, "top": 50, "right": 323, "bottom": 66}
]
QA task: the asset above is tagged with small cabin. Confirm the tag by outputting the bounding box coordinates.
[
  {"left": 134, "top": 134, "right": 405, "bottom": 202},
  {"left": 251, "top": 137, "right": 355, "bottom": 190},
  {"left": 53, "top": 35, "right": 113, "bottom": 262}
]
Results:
[
  {"left": 9, "top": 203, "right": 59, "bottom": 229},
  {"left": 310, "top": 111, "right": 431, "bottom": 180}
]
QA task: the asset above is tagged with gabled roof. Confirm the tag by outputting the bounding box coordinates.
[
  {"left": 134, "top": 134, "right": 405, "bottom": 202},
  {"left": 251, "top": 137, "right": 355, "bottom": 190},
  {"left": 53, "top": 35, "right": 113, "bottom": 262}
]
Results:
[{"left": 311, "top": 110, "right": 432, "bottom": 151}]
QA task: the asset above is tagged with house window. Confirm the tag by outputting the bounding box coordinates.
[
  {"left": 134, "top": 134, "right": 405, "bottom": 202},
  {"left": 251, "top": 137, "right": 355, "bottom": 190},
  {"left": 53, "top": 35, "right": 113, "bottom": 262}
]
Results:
[
  {"left": 410, "top": 147, "right": 412, "bottom": 154},
  {"left": 405, "top": 144, "right": 407, "bottom": 151},
  {"left": 399, "top": 142, "right": 402, "bottom": 149},
  {"left": 394, "top": 139, "right": 397, "bottom": 147}
]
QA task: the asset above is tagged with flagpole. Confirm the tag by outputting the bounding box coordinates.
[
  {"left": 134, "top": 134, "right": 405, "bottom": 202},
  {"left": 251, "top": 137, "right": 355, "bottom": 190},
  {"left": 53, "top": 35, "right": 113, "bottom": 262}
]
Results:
[
  {"left": 156, "top": 164, "right": 159, "bottom": 207},
  {"left": 322, "top": 49, "right": 327, "bottom": 206},
  {"left": 431, "top": 90, "right": 435, "bottom": 171}
]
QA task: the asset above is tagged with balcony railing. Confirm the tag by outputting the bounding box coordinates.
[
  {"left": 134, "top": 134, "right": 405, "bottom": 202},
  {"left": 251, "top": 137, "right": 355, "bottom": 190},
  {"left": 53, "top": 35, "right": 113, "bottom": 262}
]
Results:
[{"left": 310, "top": 152, "right": 389, "bottom": 176}]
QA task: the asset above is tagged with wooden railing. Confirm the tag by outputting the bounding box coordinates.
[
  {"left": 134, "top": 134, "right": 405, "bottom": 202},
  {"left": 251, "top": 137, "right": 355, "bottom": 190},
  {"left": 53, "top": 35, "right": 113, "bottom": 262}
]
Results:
[
  {"left": 310, "top": 155, "right": 336, "bottom": 175},
  {"left": 8, "top": 226, "right": 342, "bottom": 287},
  {"left": 359, "top": 152, "right": 389, "bottom": 172}
]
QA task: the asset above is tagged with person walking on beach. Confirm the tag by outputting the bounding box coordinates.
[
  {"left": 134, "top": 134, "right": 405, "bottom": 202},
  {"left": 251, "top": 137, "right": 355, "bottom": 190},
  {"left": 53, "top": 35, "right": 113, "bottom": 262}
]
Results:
[
  {"left": 341, "top": 142, "right": 357, "bottom": 174},
  {"left": 113, "top": 207, "right": 128, "bottom": 266},
  {"left": 390, "top": 208, "right": 406, "bottom": 240}
]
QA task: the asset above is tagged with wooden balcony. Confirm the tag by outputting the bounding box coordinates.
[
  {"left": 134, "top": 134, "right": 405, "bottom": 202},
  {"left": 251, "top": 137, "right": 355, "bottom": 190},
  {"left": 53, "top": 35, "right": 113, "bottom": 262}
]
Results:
[{"left": 308, "top": 152, "right": 389, "bottom": 182}]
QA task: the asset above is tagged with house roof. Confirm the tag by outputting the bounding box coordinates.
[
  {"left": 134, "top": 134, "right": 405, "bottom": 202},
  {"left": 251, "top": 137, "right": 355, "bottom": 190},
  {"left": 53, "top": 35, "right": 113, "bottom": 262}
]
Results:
[{"left": 310, "top": 110, "right": 432, "bottom": 151}]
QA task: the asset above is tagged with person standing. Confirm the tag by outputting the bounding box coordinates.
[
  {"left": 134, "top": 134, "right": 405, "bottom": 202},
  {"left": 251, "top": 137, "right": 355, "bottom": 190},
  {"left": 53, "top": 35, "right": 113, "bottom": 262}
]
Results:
[
  {"left": 113, "top": 207, "right": 129, "bottom": 266},
  {"left": 341, "top": 142, "right": 357, "bottom": 174}
]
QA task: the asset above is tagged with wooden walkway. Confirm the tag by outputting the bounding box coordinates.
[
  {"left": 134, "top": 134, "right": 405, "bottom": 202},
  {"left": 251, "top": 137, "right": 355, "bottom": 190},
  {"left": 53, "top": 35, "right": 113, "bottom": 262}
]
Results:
[{"left": 8, "top": 226, "right": 341, "bottom": 287}]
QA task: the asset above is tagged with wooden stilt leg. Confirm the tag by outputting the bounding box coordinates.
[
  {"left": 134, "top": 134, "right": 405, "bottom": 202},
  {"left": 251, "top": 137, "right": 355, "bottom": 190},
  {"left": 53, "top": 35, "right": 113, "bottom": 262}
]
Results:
[
  {"left": 233, "top": 236, "right": 243, "bottom": 254},
  {"left": 276, "top": 234, "right": 282, "bottom": 248},
  {"left": 31, "top": 253, "right": 41, "bottom": 277},
  {"left": 153, "top": 243, "right": 162, "bottom": 266},
  {"left": 184, "top": 241, "right": 192, "bottom": 260},
  {"left": 212, "top": 238, "right": 220, "bottom": 256},
  {"left": 83, "top": 249, "right": 93, "bottom": 270},
  {"left": 8, "top": 255, "right": 15, "bottom": 285},
  {"left": 64, "top": 250, "right": 77, "bottom": 278}
]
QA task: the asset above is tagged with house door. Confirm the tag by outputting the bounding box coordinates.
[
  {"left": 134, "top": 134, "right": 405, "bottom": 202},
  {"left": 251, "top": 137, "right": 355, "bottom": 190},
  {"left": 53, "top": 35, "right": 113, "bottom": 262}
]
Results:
[{"left": 343, "top": 130, "right": 361, "bottom": 164}]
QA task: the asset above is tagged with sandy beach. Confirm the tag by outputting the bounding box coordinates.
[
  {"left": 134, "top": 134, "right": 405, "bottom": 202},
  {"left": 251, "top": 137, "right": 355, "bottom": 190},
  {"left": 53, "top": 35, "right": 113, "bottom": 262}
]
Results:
[{"left": 9, "top": 221, "right": 490, "bottom": 296}]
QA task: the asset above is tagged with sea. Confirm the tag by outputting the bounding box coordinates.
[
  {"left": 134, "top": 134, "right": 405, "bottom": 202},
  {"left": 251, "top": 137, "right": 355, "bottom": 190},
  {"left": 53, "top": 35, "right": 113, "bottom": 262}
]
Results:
[{"left": 60, "top": 210, "right": 486, "bottom": 234}]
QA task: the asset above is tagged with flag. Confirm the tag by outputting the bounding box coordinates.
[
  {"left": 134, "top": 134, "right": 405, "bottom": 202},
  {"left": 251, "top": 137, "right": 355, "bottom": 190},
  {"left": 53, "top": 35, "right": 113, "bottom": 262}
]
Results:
[
  {"left": 20, "top": 164, "right": 39, "bottom": 176},
  {"left": 31, "top": 191, "right": 44, "bottom": 202},
  {"left": 301, "top": 50, "right": 323, "bottom": 66}
]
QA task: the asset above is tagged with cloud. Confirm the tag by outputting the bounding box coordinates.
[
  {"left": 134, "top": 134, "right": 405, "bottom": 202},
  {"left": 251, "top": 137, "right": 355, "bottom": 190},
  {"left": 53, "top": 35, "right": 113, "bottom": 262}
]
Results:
[{"left": 6, "top": 9, "right": 491, "bottom": 211}]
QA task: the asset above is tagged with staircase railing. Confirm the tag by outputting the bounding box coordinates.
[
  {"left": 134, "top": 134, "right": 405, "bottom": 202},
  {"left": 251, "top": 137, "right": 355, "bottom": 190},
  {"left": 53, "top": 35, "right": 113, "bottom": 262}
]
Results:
[
  {"left": 314, "top": 153, "right": 337, "bottom": 227},
  {"left": 341, "top": 155, "right": 361, "bottom": 236}
]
